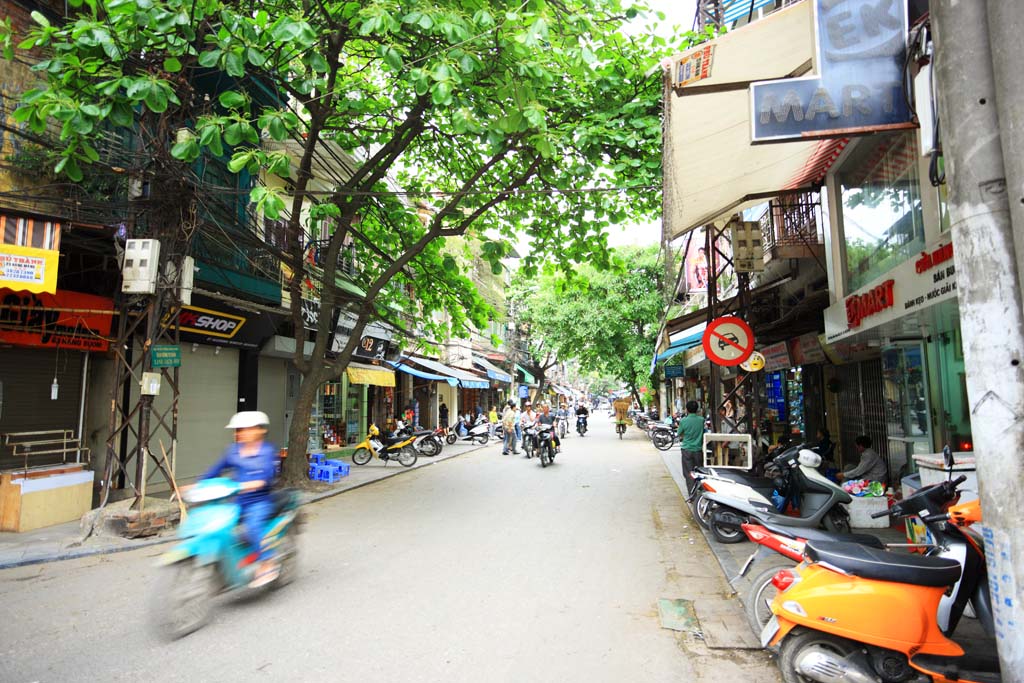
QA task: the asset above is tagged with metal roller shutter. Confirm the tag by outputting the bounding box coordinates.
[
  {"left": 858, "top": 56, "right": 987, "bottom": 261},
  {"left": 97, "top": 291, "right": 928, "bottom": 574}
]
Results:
[{"left": 0, "top": 348, "right": 84, "bottom": 469}]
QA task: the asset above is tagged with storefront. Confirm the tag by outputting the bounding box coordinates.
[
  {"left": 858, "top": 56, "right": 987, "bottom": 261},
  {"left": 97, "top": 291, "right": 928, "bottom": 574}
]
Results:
[
  {"left": 472, "top": 354, "right": 512, "bottom": 411},
  {"left": 389, "top": 356, "right": 490, "bottom": 427},
  {"left": 0, "top": 288, "right": 114, "bottom": 470},
  {"left": 823, "top": 235, "right": 966, "bottom": 479}
]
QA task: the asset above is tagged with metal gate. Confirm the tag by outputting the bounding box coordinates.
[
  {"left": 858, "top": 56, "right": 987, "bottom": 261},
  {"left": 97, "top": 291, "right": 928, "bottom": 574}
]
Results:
[{"left": 835, "top": 358, "right": 889, "bottom": 473}]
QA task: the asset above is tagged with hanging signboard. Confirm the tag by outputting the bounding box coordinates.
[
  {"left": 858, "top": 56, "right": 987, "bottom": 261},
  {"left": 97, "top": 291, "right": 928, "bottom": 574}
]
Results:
[
  {"left": 672, "top": 44, "right": 715, "bottom": 88},
  {"left": 664, "top": 364, "right": 686, "bottom": 379},
  {"left": 751, "top": 0, "right": 913, "bottom": 142},
  {"left": 0, "top": 288, "right": 113, "bottom": 351},
  {"left": 789, "top": 332, "right": 827, "bottom": 366},
  {"left": 761, "top": 341, "right": 792, "bottom": 372},
  {"left": 151, "top": 345, "right": 182, "bottom": 368},
  {"left": 823, "top": 239, "right": 958, "bottom": 343},
  {"left": 0, "top": 244, "right": 59, "bottom": 294},
  {"left": 702, "top": 316, "right": 755, "bottom": 367}
]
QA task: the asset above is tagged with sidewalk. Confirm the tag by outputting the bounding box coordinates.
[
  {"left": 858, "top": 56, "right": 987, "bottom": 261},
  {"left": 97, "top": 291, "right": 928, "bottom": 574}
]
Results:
[
  {"left": 0, "top": 439, "right": 498, "bottom": 570},
  {"left": 655, "top": 445, "right": 906, "bottom": 606}
]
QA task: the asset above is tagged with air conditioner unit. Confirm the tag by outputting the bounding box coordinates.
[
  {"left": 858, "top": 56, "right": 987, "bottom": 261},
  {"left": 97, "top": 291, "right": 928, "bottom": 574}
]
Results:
[{"left": 121, "top": 239, "right": 160, "bottom": 294}]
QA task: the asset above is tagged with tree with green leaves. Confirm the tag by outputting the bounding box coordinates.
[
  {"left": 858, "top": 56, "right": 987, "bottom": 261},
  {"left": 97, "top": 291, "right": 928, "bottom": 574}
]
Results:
[
  {"left": 3, "top": 0, "right": 688, "bottom": 484},
  {"left": 513, "top": 244, "right": 663, "bottom": 405}
]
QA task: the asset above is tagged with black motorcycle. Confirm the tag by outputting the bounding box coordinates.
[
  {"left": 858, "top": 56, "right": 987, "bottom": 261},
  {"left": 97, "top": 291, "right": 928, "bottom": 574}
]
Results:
[{"left": 575, "top": 414, "right": 588, "bottom": 436}]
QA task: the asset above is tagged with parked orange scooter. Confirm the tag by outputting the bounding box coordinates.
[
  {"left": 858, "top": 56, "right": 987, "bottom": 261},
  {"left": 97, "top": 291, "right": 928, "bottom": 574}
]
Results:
[{"left": 762, "top": 453, "right": 998, "bottom": 683}]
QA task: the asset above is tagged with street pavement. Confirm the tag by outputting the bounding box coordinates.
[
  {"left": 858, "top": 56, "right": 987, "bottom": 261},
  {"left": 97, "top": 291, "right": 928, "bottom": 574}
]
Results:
[{"left": 0, "top": 415, "right": 780, "bottom": 683}]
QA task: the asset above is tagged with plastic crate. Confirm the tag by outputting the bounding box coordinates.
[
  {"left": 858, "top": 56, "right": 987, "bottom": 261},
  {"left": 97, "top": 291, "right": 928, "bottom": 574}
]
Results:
[{"left": 325, "top": 460, "right": 350, "bottom": 477}]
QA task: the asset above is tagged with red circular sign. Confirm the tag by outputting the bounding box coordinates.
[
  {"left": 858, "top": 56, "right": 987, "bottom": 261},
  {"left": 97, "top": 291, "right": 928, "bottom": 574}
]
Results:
[{"left": 702, "top": 316, "right": 755, "bottom": 367}]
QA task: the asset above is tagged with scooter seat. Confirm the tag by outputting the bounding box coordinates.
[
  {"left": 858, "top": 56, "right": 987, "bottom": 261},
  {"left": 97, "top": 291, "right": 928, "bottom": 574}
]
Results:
[
  {"left": 712, "top": 470, "right": 776, "bottom": 489},
  {"left": 762, "top": 521, "right": 884, "bottom": 549},
  {"left": 805, "top": 540, "right": 962, "bottom": 588}
]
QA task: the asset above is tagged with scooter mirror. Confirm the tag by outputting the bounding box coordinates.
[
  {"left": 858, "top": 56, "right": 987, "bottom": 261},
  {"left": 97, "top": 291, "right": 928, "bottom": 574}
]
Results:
[{"left": 943, "top": 444, "right": 955, "bottom": 472}]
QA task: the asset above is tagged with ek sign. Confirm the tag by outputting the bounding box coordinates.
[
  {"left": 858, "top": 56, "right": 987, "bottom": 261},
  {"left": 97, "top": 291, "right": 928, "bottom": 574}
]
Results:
[{"left": 751, "top": 0, "right": 912, "bottom": 142}]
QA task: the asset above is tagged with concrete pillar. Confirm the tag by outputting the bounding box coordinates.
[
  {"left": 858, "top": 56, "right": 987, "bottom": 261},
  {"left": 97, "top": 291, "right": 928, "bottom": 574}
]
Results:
[{"left": 932, "top": 1, "right": 1024, "bottom": 672}]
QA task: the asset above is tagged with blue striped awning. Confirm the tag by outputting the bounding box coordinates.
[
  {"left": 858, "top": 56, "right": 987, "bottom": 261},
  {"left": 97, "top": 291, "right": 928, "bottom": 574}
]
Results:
[
  {"left": 655, "top": 330, "right": 705, "bottom": 363},
  {"left": 722, "top": 0, "right": 775, "bottom": 24},
  {"left": 387, "top": 360, "right": 459, "bottom": 386},
  {"left": 472, "top": 355, "right": 512, "bottom": 383},
  {"left": 398, "top": 356, "right": 491, "bottom": 390}
]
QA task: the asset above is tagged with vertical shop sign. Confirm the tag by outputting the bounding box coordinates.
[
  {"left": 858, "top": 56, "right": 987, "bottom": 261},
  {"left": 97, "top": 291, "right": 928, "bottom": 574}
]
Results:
[{"left": 751, "top": 0, "right": 913, "bottom": 142}]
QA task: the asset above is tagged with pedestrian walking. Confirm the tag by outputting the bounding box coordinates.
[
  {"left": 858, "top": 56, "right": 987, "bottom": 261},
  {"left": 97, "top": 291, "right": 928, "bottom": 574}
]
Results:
[
  {"left": 439, "top": 401, "right": 449, "bottom": 428},
  {"left": 678, "top": 400, "right": 705, "bottom": 495},
  {"left": 501, "top": 401, "right": 518, "bottom": 455},
  {"left": 513, "top": 404, "right": 522, "bottom": 444},
  {"left": 488, "top": 405, "right": 498, "bottom": 438}
]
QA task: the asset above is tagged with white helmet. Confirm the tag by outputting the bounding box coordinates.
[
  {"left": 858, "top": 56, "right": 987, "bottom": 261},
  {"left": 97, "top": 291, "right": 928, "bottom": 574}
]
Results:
[
  {"left": 225, "top": 411, "right": 270, "bottom": 429},
  {"left": 797, "top": 449, "right": 822, "bottom": 468}
]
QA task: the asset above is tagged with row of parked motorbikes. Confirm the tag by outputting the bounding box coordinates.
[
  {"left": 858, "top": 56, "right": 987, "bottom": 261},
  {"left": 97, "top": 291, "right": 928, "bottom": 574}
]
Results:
[{"left": 686, "top": 443, "right": 998, "bottom": 683}]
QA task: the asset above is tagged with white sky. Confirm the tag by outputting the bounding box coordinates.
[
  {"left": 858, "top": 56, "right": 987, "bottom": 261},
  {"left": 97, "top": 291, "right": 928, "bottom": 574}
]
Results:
[{"left": 605, "top": 0, "right": 697, "bottom": 249}]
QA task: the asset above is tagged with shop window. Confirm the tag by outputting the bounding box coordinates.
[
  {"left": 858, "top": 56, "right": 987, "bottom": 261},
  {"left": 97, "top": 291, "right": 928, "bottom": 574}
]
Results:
[{"left": 839, "top": 132, "right": 925, "bottom": 291}]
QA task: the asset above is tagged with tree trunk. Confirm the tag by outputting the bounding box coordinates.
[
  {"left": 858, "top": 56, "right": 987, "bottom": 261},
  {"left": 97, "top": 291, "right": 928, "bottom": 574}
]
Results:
[{"left": 282, "top": 365, "right": 323, "bottom": 485}]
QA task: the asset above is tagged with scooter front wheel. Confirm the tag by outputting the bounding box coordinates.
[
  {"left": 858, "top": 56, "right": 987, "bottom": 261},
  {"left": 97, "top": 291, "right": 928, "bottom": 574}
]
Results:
[
  {"left": 352, "top": 448, "right": 372, "bottom": 466},
  {"left": 151, "top": 559, "right": 217, "bottom": 640},
  {"left": 778, "top": 629, "right": 861, "bottom": 683},
  {"left": 446, "top": 433, "right": 457, "bottom": 445}
]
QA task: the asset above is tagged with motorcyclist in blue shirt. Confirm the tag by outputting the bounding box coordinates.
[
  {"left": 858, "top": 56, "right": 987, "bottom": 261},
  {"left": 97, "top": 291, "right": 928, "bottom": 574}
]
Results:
[{"left": 198, "top": 411, "right": 280, "bottom": 588}]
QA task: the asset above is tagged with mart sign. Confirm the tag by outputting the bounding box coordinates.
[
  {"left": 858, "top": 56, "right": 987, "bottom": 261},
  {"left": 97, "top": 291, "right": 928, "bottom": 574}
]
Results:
[{"left": 751, "top": 0, "right": 913, "bottom": 142}]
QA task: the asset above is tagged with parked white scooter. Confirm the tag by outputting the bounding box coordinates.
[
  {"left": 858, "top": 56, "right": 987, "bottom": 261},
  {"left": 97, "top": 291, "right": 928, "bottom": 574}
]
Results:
[
  {"left": 701, "top": 449, "right": 852, "bottom": 543},
  {"left": 449, "top": 414, "right": 490, "bottom": 445}
]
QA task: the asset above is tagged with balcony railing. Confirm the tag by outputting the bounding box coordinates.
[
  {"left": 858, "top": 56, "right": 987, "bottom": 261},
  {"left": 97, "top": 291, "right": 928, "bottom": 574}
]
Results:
[{"left": 759, "top": 194, "right": 824, "bottom": 252}]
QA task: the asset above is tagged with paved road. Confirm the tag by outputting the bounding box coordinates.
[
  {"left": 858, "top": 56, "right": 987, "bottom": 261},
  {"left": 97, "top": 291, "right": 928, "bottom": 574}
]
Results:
[{"left": 0, "top": 415, "right": 779, "bottom": 682}]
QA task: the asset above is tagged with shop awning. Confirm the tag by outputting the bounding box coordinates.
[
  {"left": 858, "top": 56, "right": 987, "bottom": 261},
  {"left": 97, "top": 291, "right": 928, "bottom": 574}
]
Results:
[
  {"left": 388, "top": 360, "right": 459, "bottom": 386},
  {"left": 664, "top": 1, "right": 821, "bottom": 239},
  {"left": 516, "top": 364, "right": 537, "bottom": 386},
  {"left": 655, "top": 324, "right": 708, "bottom": 363},
  {"left": 346, "top": 362, "right": 395, "bottom": 387},
  {"left": 401, "top": 356, "right": 490, "bottom": 390},
  {"left": 551, "top": 385, "right": 574, "bottom": 397},
  {"left": 472, "top": 355, "right": 512, "bottom": 383}
]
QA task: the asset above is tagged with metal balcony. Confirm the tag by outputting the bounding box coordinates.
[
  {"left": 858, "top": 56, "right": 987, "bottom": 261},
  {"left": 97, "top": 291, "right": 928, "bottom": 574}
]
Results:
[{"left": 759, "top": 194, "right": 825, "bottom": 262}]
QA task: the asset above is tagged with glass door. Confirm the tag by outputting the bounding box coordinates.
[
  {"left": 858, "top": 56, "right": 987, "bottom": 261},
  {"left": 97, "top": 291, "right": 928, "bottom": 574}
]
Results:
[{"left": 882, "top": 342, "right": 931, "bottom": 477}]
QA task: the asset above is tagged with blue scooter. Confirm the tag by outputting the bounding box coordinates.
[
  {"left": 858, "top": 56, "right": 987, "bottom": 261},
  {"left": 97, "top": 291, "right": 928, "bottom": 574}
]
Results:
[{"left": 152, "top": 478, "right": 302, "bottom": 639}]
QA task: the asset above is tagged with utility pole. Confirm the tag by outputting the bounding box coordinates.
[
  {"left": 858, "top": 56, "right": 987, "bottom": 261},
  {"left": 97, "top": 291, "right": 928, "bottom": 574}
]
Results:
[{"left": 932, "top": 1, "right": 1024, "bottom": 675}]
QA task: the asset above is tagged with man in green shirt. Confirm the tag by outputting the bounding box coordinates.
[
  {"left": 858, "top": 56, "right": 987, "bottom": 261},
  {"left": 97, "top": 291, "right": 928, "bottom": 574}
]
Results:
[{"left": 677, "top": 400, "right": 705, "bottom": 494}]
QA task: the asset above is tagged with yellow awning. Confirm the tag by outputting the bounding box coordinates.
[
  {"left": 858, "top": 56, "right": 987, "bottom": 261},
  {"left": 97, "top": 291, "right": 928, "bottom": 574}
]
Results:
[{"left": 346, "top": 362, "right": 395, "bottom": 387}]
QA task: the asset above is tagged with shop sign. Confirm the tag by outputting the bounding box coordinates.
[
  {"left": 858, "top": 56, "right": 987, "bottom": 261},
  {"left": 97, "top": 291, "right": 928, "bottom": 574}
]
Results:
[
  {"left": 824, "top": 239, "right": 959, "bottom": 343},
  {"left": 750, "top": 0, "right": 912, "bottom": 142},
  {"left": 151, "top": 345, "right": 182, "bottom": 368},
  {"left": 354, "top": 335, "right": 389, "bottom": 361},
  {"left": 172, "top": 294, "right": 277, "bottom": 350},
  {"left": 0, "top": 243, "right": 58, "bottom": 294},
  {"left": 664, "top": 364, "right": 686, "bottom": 379},
  {"left": 761, "top": 341, "right": 792, "bottom": 371},
  {"left": 0, "top": 288, "right": 113, "bottom": 351},
  {"left": 684, "top": 344, "right": 706, "bottom": 368},
  {"left": 518, "top": 385, "right": 530, "bottom": 399},
  {"left": 671, "top": 44, "right": 715, "bottom": 88},
  {"left": 846, "top": 279, "right": 895, "bottom": 329},
  {"left": 789, "top": 332, "right": 827, "bottom": 366}
]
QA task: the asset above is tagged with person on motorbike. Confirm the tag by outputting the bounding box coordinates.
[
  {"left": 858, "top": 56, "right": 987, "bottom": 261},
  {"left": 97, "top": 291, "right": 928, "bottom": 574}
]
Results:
[
  {"left": 196, "top": 411, "right": 280, "bottom": 588},
  {"left": 537, "top": 403, "right": 561, "bottom": 453},
  {"left": 574, "top": 403, "right": 589, "bottom": 432},
  {"left": 520, "top": 401, "right": 537, "bottom": 452}
]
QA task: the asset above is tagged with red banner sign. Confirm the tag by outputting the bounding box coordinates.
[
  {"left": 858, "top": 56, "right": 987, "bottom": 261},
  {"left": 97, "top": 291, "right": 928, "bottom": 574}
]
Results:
[{"left": 0, "top": 288, "right": 114, "bottom": 351}]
